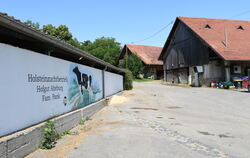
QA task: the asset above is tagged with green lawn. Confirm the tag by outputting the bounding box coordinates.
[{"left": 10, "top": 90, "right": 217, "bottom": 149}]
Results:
[{"left": 133, "top": 78, "right": 154, "bottom": 82}]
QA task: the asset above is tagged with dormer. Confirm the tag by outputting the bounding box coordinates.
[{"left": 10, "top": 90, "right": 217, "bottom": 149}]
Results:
[
  {"left": 204, "top": 24, "right": 211, "bottom": 29},
  {"left": 237, "top": 25, "right": 244, "bottom": 30}
]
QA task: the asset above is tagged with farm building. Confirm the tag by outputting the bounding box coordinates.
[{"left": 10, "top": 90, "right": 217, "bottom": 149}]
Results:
[
  {"left": 159, "top": 17, "right": 250, "bottom": 86},
  {"left": 0, "top": 12, "right": 124, "bottom": 137},
  {"left": 116, "top": 44, "right": 163, "bottom": 79}
]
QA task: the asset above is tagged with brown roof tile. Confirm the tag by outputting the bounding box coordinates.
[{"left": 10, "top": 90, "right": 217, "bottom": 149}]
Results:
[
  {"left": 126, "top": 44, "right": 163, "bottom": 65},
  {"left": 178, "top": 17, "right": 250, "bottom": 61}
]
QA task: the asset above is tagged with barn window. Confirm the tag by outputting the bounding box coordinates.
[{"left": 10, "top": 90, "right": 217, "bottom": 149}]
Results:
[
  {"left": 237, "top": 25, "right": 244, "bottom": 30},
  {"left": 204, "top": 24, "right": 211, "bottom": 29}
]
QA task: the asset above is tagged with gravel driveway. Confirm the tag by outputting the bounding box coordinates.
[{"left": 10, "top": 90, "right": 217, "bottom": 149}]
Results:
[{"left": 27, "top": 81, "right": 250, "bottom": 158}]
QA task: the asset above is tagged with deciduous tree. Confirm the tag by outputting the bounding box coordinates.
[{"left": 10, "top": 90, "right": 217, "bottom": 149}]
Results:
[
  {"left": 42, "top": 24, "right": 73, "bottom": 41},
  {"left": 119, "top": 53, "right": 144, "bottom": 78},
  {"left": 24, "top": 20, "right": 40, "bottom": 29},
  {"left": 81, "top": 37, "right": 121, "bottom": 65}
]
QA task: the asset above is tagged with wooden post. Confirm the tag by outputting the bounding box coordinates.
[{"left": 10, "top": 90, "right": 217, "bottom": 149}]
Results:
[
  {"left": 224, "top": 61, "right": 231, "bottom": 82},
  {"left": 126, "top": 46, "right": 128, "bottom": 69},
  {"left": 102, "top": 66, "right": 107, "bottom": 98},
  {"left": 163, "top": 65, "right": 166, "bottom": 82}
]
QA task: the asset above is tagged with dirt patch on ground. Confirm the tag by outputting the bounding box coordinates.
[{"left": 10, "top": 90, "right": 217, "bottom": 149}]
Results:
[
  {"left": 109, "top": 95, "right": 128, "bottom": 106},
  {"left": 26, "top": 125, "right": 98, "bottom": 158},
  {"left": 26, "top": 108, "right": 123, "bottom": 158}
]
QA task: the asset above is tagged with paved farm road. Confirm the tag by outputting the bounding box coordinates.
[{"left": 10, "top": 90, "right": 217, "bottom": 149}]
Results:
[{"left": 27, "top": 81, "right": 250, "bottom": 158}]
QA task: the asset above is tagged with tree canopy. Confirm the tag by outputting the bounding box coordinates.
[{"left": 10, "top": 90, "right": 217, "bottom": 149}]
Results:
[
  {"left": 24, "top": 20, "right": 40, "bottom": 29},
  {"left": 23, "top": 20, "right": 121, "bottom": 66},
  {"left": 41, "top": 24, "right": 73, "bottom": 41},
  {"left": 118, "top": 53, "right": 144, "bottom": 77},
  {"left": 81, "top": 37, "right": 121, "bottom": 65}
]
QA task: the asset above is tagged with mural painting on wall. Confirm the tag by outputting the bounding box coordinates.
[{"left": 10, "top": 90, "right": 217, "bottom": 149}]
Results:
[
  {"left": 0, "top": 43, "right": 124, "bottom": 137},
  {"left": 67, "top": 64, "right": 101, "bottom": 110}
]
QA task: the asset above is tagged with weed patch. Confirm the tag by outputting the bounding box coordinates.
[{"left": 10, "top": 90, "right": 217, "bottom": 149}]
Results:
[{"left": 40, "top": 120, "right": 60, "bottom": 149}]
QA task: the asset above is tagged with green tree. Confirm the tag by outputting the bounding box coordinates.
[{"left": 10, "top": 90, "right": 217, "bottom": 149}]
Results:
[
  {"left": 81, "top": 37, "right": 121, "bottom": 65},
  {"left": 24, "top": 20, "right": 40, "bottom": 29},
  {"left": 23, "top": 21, "right": 122, "bottom": 66},
  {"left": 119, "top": 53, "right": 144, "bottom": 78},
  {"left": 82, "top": 40, "right": 92, "bottom": 46},
  {"left": 41, "top": 24, "right": 73, "bottom": 41},
  {"left": 41, "top": 24, "right": 56, "bottom": 35},
  {"left": 68, "top": 38, "right": 81, "bottom": 48},
  {"left": 122, "top": 69, "right": 133, "bottom": 90}
]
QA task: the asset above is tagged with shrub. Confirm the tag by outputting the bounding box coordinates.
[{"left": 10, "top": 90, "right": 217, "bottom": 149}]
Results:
[
  {"left": 40, "top": 120, "right": 60, "bottom": 149},
  {"left": 119, "top": 53, "right": 144, "bottom": 78},
  {"left": 79, "top": 120, "right": 85, "bottom": 125},
  {"left": 122, "top": 69, "right": 133, "bottom": 90}
]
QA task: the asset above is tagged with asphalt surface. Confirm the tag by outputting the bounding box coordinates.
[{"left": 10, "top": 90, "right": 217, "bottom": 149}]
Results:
[{"left": 27, "top": 81, "right": 250, "bottom": 158}]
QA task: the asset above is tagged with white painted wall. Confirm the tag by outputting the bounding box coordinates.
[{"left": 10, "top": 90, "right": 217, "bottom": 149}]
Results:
[
  {"left": 203, "top": 61, "right": 225, "bottom": 81},
  {"left": 104, "top": 71, "right": 123, "bottom": 97},
  {"left": 0, "top": 43, "right": 123, "bottom": 137}
]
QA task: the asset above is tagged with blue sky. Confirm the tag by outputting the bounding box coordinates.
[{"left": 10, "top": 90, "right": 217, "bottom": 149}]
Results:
[{"left": 1, "top": 0, "right": 250, "bottom": 47}]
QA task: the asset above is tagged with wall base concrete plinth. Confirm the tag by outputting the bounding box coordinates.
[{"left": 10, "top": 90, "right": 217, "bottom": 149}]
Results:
[{"left": 0, "top": 98, "right": 109, "bottom": 158}]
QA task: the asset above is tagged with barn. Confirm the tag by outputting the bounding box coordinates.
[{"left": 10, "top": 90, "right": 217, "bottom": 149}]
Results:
[
  {"left": 159, "top": 17, "right": 250, "bottom": 86},
  {"left": 116, "top": 44, "right": 163, "bottom": 79}
]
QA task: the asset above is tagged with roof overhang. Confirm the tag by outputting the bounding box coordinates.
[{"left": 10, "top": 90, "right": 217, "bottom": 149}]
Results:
[
  {"left": 0, "top": 13, "right": 124, "bottom": 74},
  {"left": 159, "top": 17, "right": 226, "bottom": 62},
  {"left": 158, "top": 18, "right": 180, "bottom": 61}
]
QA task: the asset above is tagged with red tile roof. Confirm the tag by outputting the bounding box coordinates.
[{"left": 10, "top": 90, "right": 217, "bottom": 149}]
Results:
[
  {"left": 126, "top": 44, "right": 163, "bottom": 65},
  {"left": 178, "top": 17, "right": 250, "bottom": 61}
]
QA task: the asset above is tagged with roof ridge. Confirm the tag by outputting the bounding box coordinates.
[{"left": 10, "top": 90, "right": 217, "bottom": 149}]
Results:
[
  {"left": 126, "top": 44, "right": 162, "bottom": 48},
  {"left": 178, "top": 16, "right": 250, "bottom": 23}
]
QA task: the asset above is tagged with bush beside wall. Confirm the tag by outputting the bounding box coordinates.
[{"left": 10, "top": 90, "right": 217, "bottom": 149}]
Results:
[
  {"left": 119, "top": 53, "right": 144, "bottom": 78},
  {"left": 122, "top": 69, "right": 133, "bottom": 90}
]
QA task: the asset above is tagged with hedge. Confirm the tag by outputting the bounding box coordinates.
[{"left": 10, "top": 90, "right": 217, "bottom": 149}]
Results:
[{"left": 122, "top": 69, "right": 133, "bottom": 90}]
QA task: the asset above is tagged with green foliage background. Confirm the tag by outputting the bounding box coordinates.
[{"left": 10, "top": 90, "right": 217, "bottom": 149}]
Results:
[
  {"left": 24, "top": 20, "right": 121, "bottom": 65},
  {"left": 119, "top": 53, "right": 144, "bottom": 77},
  {"left": 122, "top": 69, "right": 133, "bottom": 90},
  {"left": 81, "top": 37, "right": 121, "bottom": 65}
]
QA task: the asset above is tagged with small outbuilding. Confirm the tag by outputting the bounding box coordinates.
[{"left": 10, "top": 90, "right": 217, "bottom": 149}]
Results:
[
  {"left": 116, "top": 44, "right": 163, "bottom": 79},
  {"left": 159, "top": 17, "right": 250, "bottom": 86}
]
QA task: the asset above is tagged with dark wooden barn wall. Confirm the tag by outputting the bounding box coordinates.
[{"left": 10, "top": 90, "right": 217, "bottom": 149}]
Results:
[{"left": 164, "top": 22, "right": 209, "bottom": 70}]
